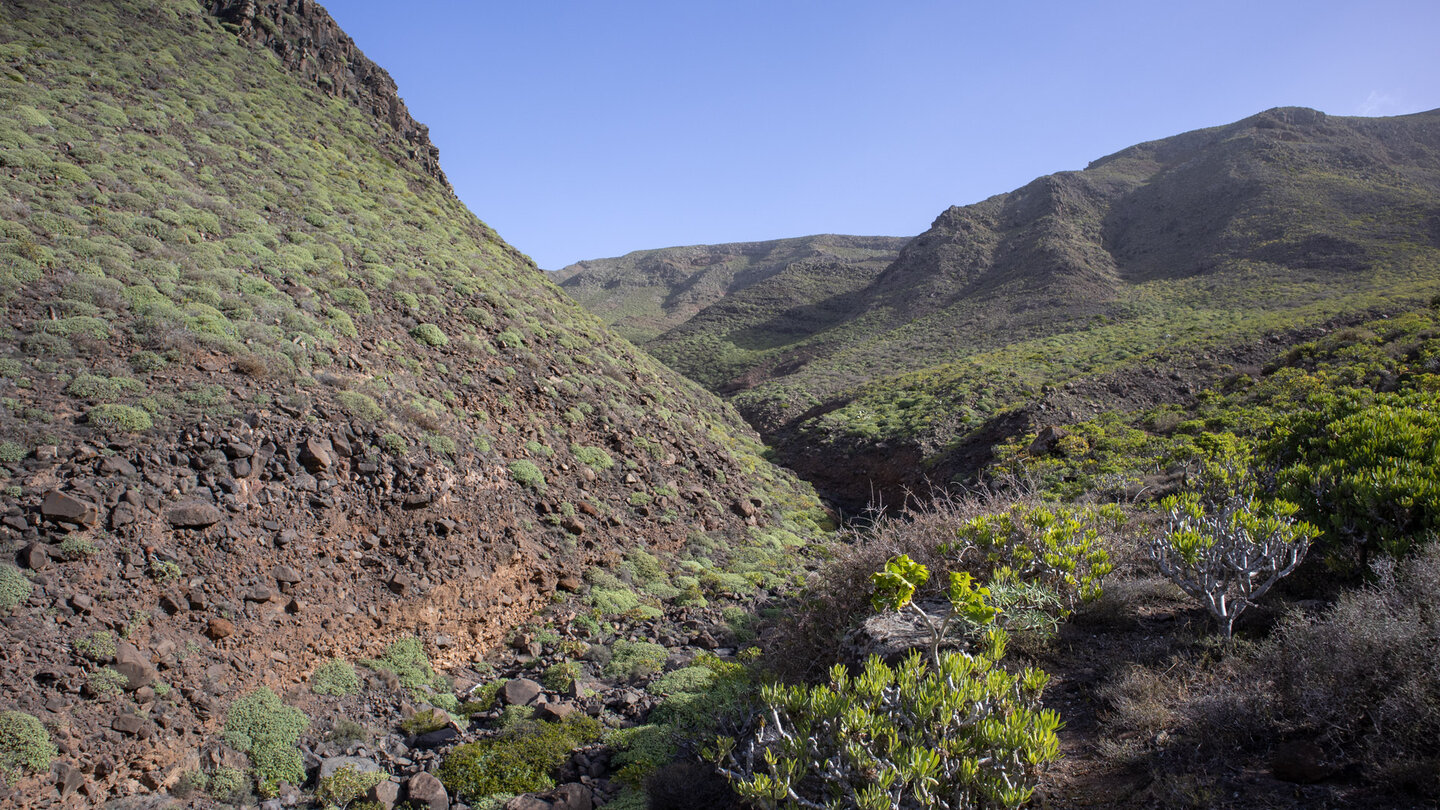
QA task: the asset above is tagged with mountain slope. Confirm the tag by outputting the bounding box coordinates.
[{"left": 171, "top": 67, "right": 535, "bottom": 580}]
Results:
[
  {"left": 569, "top": 107, "right": 1440, "bottom": 508},
  {"left": 555, "top": 234, "right": 908, "bottom": 344},
  {"left": 0, "top": 0, "right": 825, "bottom": 802}
]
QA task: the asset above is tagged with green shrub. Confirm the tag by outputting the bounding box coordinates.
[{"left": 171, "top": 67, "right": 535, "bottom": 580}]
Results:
[
  {"left": 570, "top": 444, "right": 614, "bottom": 471},
  {"left": 950, "top": 501, "right": 1118, "bottom": 612},
  {"left": 1153, "top": 448, "right": 1318, "bottom": 638},
  {"left": 57, "top": 535, "right": 99, "bottom": 560},
  {"left": 337, "top": 391, "right": 386, "bottom": 422},
  {"left": 86, "top": 404, "right": 153, "bottom": 432},
  {"left": 0, "top": 711, "right": 56, "bottom": 782},
  {"left": 410, "top": 323, "right": 448, "bottom": 347},
  {"left": 400, "top": 708, "right": 451, "bottom": 736},
  {"left": 207, "top": 765, "right": 249, "bottom": 804},
  {"left": 541, "top": 661, "right": 581, "bottom": 692},
  {"left": 0, "top": 441, "right": 29, "bottom": 462},
  {"left": 74, "top": 630, "right": 117, "bottom": 662},
  {"left": 311, "top": 658, "right": 360, "bottom": 697},
  {"left": 87, "top": 667, "right": 127, "bottom": 697},
  {"left": 316, "top": 765, "right": 388, "bottom": 807},
  {"left": 647, "top": 666, "right": 713, "bottom": 697},
  {"left": 361, "top": 637, "right": 445, "bottom": 693},
  {"left": 509, "top": 460, "right": 545, "bottom": 491},
  {"left": 222, "top": 687, "right": 309, "bottom": 797},
  {"left": 0, "top": 565, "right": 31, "bottom": 610},
  {"left": 437, "top": 715, "right": 601, "bottom": 801},
  {"left": 1274, "top": 395, "right": 1440, "bottom": 567},
  {"left": 587, "top": 587, "right": 639, "bottom": 615},
  {"left": 604, "top": 641, "right": 668, "bottom": 680},
  {"left": 380, "top": 433, "right": 407, "bottom": 455}
]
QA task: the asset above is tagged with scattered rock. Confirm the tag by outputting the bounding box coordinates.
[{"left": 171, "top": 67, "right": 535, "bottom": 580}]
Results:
[
  {"left": 206, "top": 617, "right": 235, "bottom": 640},
  {"left": 500, "top": 678, "right": 543, "bottom": 707},
  {"left": 319, "top": 756, "right": 383, "bottom": 780},
  {"left": 165, "top": 501, "right": 222, "bottom": 528},
  {"left": 405, "top": 771, "right": 449, "bottom": 810},
  {"left": 41, "top": 490, "right": 98, "bottom": 527},
  {"left": 112, "top": 643, "right": 157, "bottom": 691}
]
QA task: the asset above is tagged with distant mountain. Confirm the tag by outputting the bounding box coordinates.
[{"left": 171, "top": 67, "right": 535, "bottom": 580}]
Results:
[
  {"left": 555, "top": 234, "right": 908, "bottom": 344},
  {"left": 563, "top": 107, "right": 1440, "bottom": 508},
  {"left": 0, "top": 1, "right": 824, "bottom": 801}
]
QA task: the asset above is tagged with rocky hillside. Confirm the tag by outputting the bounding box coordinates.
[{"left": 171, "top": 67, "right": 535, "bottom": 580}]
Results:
[
  {"left": 0, "top": 1, "right": 826, "bottom": 805},
  {"left": 567, "top": 108, "right": 1440, "bottom": 509},
  {"left": 554, "top": 235, "right": 907, "bottom": 344}
]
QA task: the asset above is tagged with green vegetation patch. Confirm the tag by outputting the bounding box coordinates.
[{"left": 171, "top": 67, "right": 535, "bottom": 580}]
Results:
[
  {"left": 0, "top": 711, "right": 57, "bottom": 782},
  {"left": 222, "top": 687, "right": 308, "bottom": 797},
  {"left": 437, "top": 714, "right": 600, "bottom": 802}
]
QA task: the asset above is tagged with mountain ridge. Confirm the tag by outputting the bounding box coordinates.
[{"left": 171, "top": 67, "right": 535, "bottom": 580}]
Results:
[{"left": 562, "top": 106, "right": 1440, "bottom": 508}]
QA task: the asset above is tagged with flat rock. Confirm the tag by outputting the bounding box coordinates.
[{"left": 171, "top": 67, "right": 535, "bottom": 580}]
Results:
[
  {"left": 500, "top": 677, "right": 543, "bottom": 707},
  {"left": 272, "top": 564, "right": 302, "bottom": 584},
  {"left": 113, "top": 643, "right": 157, "bottom": 691},
  {"left": 165, "top": 501, "right": 222, "bottom": 528},
  {"left": 406, "top": 771, "right": 448, "bottom": 810},
  {"left": 41, "top": 490, "right": 99, "bottom": 527},
  {"left": 206, "top": 617, "right": 235, "bottom": 640}
]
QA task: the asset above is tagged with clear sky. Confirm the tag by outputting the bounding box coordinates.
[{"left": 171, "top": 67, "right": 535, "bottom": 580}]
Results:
[{"left": 321, "top": 0, "right": 1440, "bottom": 270}]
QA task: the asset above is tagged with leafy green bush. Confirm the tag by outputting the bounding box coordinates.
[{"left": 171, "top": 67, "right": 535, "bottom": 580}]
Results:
[
  {"left": 541, "top": 661, "right": 581, "bottom": 692},
  {"left": 570, "top": 444, "right": 614, "bottom": 471},
  {"left": 410, "top": 323, "right": 448, "bottom": 347},
  {"left": 949, "top": 502, "right": 1118, "bottom": 614},
  {"left": 316, "top": 764, "right": 388, "bottom": 807},
  {"left": 0, "top": 711, "right": 56, "bottom": 782},
  {"left": 437, "top": 715, "right": 601, "bottom": 801},
  {"left": 587, "top": 586, "right": 639, "bottom": 615},
  {"left": 361, "top": 637, "right": 446, "bottom": 693},
  {"left": 208, "top": 766, "right": 249, "bottom": 804},
  {"left": 87, "top": 667, "right": 128, "bottom": 697},
  {"left": 718, "top": 559, "right": 1059, "bottom": 809},
  {"left": 74, "top": 630, "right": 117, "bottom": 662},
  {"left": 0, "top": 441, "right": 26, "bottom": 462},
  {"left": 604, "top": 641, "right": 668, "bottom": 680},
  {"left": 1273, "top": 393, "right": 1440, "bottom": 567},
  {"left": 311, "top": 658, "right": 360, "bottom": 696},
  {"left": 86, "top": 403, "right": 153, "bottom": 432},
  {"left": 509, "top": 460, "right": 545, "bottom": 491},
  {"left": 57, "top": 535, "right": 99, "bottom": 560},
  {"left": 337, "top": 390, "right": 386, "bottom": 422},
  {"left": 0, "top": 565, "right": 31, "bottom": 610},
  {"left": 223, "top": 687, "right": 309, "bottom": 796}
]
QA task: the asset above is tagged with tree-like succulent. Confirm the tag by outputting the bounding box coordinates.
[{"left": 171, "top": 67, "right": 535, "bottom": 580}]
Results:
[{"left": 1151, "top": 448, "right": 1318, "bottom": 638}]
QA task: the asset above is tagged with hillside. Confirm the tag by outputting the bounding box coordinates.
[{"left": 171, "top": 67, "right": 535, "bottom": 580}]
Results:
[
  {"left": 568, "top": 107, "right": 1440, "bottom": 508},
  {"left": 0, "top": 1, "right": 827, "bottom": 804},
  {"left": 555, "top": 234, "right": 908, "bottom": 344}
]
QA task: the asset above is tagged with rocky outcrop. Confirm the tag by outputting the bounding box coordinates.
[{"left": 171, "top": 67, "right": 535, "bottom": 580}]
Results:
[{"left": 207, "top": 0, "right": 448, "bottom": 186}]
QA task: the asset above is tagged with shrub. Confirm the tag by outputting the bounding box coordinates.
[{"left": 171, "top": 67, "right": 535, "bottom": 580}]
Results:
[
  {"left": 328, "top": 719, "right": 369, "bottom": 746},
  {"left": 316, "top": 764, "right": 388, "bottom": 807},
  {"left": 1257, "top": 542, "right": 1440, "bottom": 787},
  {"left": 0, "top": 441, "right": 28, "bottom": 462},
  {"left": 74, "top": 630, "right": 117, "bottom": 662},
  {"left": 380, "top": 433, "right": 407, "bottom": 455},
  {"left": 361, "top": 637, "right": 445, "bottom": 693},
  {"left": 1152, "top": 450, "right": 1318, "bottom": 638},
  {"left": 86, "top": 403, "right": 153, "bottom": 432},
  {"left": 223, "top": 687, "right": 309, "bottom": 796},
  {"left": 337, "top": 390, "right": 386, "bottom": 422},
  {"left": 717, "top": 559, "right": 1059, "bottom": 809},
  {"left": 311, "top": 658, "right": 360, "bottom": 696},
  {"left": 437, "top": 715, "right": 601, "bottom": 801},
  {"left": 541, "top": 661, "right": 581, "bottom": 692},
  {"left": 1274, "top": 395, "right": 1440, "bottom": 567},
  {"left": 57, "top": 535, "right": 99, "bottom": 560},
  {"left": 509, "top": 460, "right": 545, "bottom": 491},
  {"left": 0, "top": 711, "right": 56, "bottom": 782},
  {"left": 588, "top": 586, "right": 640, "bottom": 615},
  {"left": 949, "top": 501, "right": 1118, "bottom": 613},
  {"left": 87, "top": 667, "right": 127, "bottom": 697},
  {"left": 0, "top": 565, "right": 31, "bottom": 610},
  {"left": 410, "top": 323, "right": 448, "bottom": 347},
  {"left": 571, "top": 444, "right": 614, "bottom": 471},
  {"left": 208, "top": 766, "right": 249, "bottom": 804},
  {"left": 604, "top": 641, "right": 668, "bottom": 680}
]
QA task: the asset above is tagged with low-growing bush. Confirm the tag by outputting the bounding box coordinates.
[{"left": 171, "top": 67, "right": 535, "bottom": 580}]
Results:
[
  {"left": 360, "top": 637, "right": 447, "bottom": 694},
  {"left": 86, "top": 403, "right": 153, "bottom": 432},
  {"left": 0, "top": 564, "right": 31, "bottom": 610},
  {"left": 604, "top": 641, "right": 668, "bottom": 680},
  {"left": 311, "top": 658, "right": 360, "bottom": 696},
  {"left": 509, "top": 460, "right": 545, "bottom": 491},
  {"left": 0, "top": 711, "right": 56, "bottom": 782},
  {"left": 437, "top": 714, "right": 601, "bottom": 801},
  {"left": 316, "top": 764, "right": 388, "bottom": 807},
  {"left": 410, "top": 323, "right": 448, "bottom": 347},
  {"left": 223, "top": 687, "right": 309, "bottom": 796}
]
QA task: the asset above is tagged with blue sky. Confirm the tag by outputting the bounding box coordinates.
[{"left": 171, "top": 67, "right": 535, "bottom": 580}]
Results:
[{"left": 322, "top": 1, "right": 1440, "bottom": 270}]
